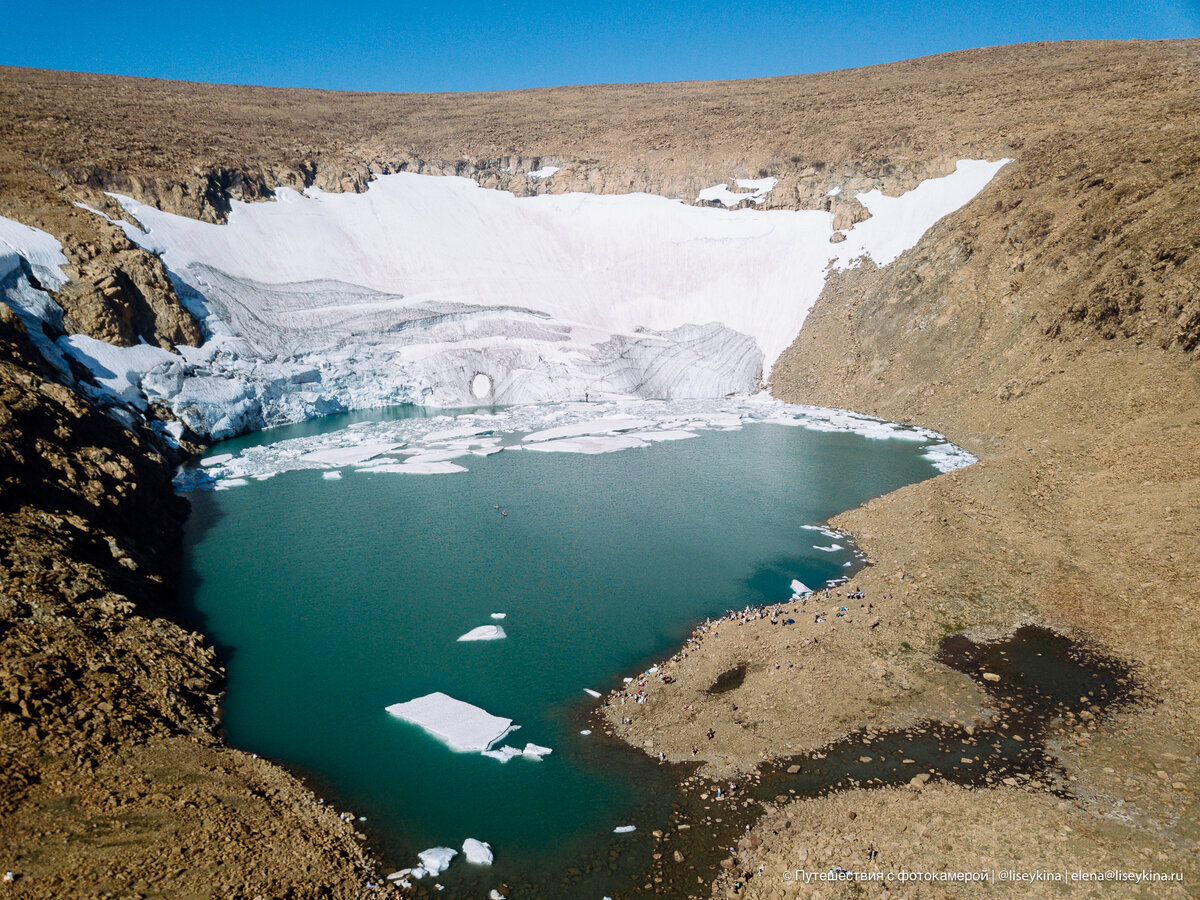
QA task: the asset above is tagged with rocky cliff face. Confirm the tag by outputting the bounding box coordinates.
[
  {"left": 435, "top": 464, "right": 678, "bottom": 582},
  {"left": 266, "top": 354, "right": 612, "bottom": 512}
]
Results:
[{"left": 0, "top": 304, "right": 375, "bottom": 895}]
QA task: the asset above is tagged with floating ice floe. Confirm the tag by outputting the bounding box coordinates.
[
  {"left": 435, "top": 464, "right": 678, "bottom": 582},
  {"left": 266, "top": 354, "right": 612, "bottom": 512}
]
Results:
[
  {"left": 417, "top": 847, "right": 457, "bottom": 877},
  {"left": 580, "top": 729, "right": 592, "bottom": 735},
  {"left": 583, "top": 688, "right": 602, "bottom": 698},
  {"left": 385, "top": 693, "right": 516, "bottom": 753},
  {"left": 480, "top": 741, "right": 553, "bottom": 763},
  {"left": 480, "top": 745, "right": 523, "bottom": 763},
  {"left": 322, "top": 471, "right": 342, "bottom": 480},
  {"left": 523, "top": 416, "right": 656, "bottom": 442},
  {"left": 613, "top": 825, "right": 636, "bottom": 834},
  {"left": 813, "top": 543, "right": 843, "bottom": 552},
  {"left": 490, "top": 612, "right": 507, "bottom": 619},
  {"left": 457, "top": 625, "right": 507, "bottom": 642},
  {"left": 801, "top": 524, "right": 844, "bottom": 539},
  {"left": 173, "top": 397, "right": 977, "bottom": 490},
  {"left": 462, "top": 838, "right": 494, "bottom": 865},
  {"left": 790, "top": 579, "right": 813, "bottom": 597}
]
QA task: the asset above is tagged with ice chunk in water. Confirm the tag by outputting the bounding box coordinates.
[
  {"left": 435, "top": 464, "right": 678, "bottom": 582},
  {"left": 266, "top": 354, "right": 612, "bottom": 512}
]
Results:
[
  {"left": 480, "top": 745, "right": 523, "bottom": 763},
  {"left": 417, "top": 847, "right": 456, "bottom": 876},
  {"left": 457, "top": 625, "right": 507, "bottom": 642},
  {"left": 385, "top": 693, "right": 515, "bottom": 752},
  {"left": 490, "top": 612, "right": 507, "bottom": 619},
  {"left": 462, "top": 838, "right": 494, "bottom": 865},
  {"left": 613, "top": 825, "right": 636, "bottom": 833},
  {"left": 387, "top": 867, "right": 423, "bottom": 883},
  {"left": 583, "top": 688, "right": 602, "bottom": 698},
  {"left": 790, "top": 579, "right": 812, "bottom": 597},
  {"left": 522, "top": 743, "right": 552, "bottom": 759}
]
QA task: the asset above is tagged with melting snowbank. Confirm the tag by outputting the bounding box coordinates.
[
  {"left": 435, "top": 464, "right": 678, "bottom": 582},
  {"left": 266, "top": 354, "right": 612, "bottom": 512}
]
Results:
[{"left": 178, "top": 396, "right": 977, "bottom": 490}]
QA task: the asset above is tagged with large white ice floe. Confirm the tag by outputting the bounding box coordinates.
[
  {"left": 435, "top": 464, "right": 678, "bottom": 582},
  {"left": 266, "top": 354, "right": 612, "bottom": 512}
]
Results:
[
  {"left": 384, "top": 693, "right": 554, "bottom": 764},
  {"left": 462, "top": 838, "right": 494, "bottom": 865},
  {"left": 417, "top": 847, "right": 457, "bottom": 876},
  {"left": 384, "top": 693, "right": 517, "bottom": 752},
  {"left": 0, "top": 160, "right": 1008, "bottom": 440},
  {"left": 174, "top": 396, "right": 979, "bottom": 490},
  {"left": 457, "top": 624, "right": 507, "bottom": 642}
]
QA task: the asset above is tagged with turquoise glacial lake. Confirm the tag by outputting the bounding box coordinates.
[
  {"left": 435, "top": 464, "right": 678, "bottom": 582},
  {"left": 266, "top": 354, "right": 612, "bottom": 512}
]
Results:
[{"left": 181, "top": 405, "right": 946, "bottom": 896}]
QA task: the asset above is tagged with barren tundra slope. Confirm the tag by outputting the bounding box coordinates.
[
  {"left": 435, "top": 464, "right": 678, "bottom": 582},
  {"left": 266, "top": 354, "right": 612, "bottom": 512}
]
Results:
[{"left": 0, "top": 39, "right": 1198, "bottom": 898}]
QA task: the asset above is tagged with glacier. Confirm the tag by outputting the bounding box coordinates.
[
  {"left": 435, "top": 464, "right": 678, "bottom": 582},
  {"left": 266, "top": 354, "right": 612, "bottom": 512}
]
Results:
[{"left": 1, "top": 160, "right": 1008, "bottom": 442}]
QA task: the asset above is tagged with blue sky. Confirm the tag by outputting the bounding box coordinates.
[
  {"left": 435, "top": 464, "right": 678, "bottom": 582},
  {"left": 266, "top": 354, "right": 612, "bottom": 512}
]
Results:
[{"left": 4, "top": 0, "right": 1197, "bottom": 92}]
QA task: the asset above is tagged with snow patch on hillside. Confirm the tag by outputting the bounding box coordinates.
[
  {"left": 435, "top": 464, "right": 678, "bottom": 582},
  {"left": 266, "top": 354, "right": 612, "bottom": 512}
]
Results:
[{"left": 696, "top": 176, "right": 778, "bottom": 207}]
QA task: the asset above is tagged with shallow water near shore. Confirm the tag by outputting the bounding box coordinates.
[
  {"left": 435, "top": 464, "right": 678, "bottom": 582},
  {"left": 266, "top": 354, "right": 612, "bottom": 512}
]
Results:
[
  {"left": 756, "top": 626, "right": 1138, "bottom": 801},
  {"left": 181, "top": 404, "right": 951, "bottom": 897}
]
